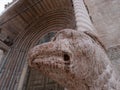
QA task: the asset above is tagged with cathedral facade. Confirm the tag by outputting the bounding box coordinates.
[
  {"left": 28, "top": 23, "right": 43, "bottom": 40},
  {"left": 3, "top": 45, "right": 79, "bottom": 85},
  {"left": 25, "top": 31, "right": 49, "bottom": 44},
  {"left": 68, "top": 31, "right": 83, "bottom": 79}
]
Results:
[{"left": 0, "top": 0, "right": 120, "bottom": 90}]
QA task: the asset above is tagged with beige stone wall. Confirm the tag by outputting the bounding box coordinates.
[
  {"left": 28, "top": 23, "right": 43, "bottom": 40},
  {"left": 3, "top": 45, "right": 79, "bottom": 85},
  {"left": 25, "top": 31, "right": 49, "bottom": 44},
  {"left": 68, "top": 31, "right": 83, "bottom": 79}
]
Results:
[{"left": 85, "top": 0, "right": 120, "bottom": 48}]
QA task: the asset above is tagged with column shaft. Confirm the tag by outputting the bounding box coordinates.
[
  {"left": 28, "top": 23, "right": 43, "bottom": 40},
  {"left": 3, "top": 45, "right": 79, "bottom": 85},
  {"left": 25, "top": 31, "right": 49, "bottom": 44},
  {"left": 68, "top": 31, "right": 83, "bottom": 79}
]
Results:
[{"left": 72, "top": 0, "right": 94, "bottom": 31}]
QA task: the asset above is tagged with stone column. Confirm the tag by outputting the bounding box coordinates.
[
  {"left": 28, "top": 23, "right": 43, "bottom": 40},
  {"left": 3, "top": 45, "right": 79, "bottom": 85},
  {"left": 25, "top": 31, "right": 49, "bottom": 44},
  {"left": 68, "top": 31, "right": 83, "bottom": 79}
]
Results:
[
  {"left": 72, "top": 0, "right": 94, "bottom": 32},
  {"left": 0, "top": 49, "right": 4, "bottom": 64}
]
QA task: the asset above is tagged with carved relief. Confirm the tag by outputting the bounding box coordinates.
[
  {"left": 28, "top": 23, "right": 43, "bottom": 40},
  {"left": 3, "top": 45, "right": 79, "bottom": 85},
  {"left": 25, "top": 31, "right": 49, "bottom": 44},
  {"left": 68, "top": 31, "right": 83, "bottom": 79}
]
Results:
[{"left": 28, "top": 29, "right": 120, "bottom": 90}]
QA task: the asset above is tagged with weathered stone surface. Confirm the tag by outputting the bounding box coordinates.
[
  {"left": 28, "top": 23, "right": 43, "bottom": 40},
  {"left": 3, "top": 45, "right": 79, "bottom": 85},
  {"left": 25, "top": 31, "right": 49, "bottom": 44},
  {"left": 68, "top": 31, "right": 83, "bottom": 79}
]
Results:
[
  {"left": 28, "top": 29, "right": 120, "bottom": 90},
  {"left": 85, "top": 0, "right": 120, "bottom": 48},
  {"left": 107, "top": 45, "right": 120, "bottom": 75},
  {"left": 107, "top": 45, "right": 120, "bottom": 60}
]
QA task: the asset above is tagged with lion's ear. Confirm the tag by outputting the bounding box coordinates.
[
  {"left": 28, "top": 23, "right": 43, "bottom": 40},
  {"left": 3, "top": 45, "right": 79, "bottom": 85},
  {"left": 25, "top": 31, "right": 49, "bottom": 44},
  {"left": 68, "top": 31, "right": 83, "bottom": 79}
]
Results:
[{"left": 84, "top": 31, "right": 106, "bottom": 52}]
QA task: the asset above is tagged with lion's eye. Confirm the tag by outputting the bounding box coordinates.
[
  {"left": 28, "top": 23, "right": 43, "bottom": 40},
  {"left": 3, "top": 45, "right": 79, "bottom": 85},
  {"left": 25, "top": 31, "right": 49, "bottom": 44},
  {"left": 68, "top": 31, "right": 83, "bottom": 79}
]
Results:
[{"left": 63, "top": 53, "right": 70, "bottom": 61}]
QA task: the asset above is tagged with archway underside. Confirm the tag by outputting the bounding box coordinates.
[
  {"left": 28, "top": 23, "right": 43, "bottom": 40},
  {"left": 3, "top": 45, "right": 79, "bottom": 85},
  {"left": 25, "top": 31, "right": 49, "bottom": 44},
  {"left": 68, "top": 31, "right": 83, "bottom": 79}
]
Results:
[{"left": 0, "top": 8, "right": 76, "bottom": 90}]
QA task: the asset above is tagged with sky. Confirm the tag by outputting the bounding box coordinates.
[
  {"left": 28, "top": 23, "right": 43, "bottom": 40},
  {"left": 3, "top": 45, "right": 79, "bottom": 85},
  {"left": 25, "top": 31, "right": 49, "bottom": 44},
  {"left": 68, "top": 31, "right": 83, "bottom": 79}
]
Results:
[{"left": 0, "top": 0, "right": 13, "bottom": 13}]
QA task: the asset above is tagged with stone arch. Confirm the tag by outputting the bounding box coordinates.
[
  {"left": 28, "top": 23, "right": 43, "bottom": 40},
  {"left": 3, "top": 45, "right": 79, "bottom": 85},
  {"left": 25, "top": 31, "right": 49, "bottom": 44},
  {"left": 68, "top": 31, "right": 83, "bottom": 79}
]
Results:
[
  {"left": 21, "top": 10, "right": 75, "bottom": 89},
  {"left": 0, "top": 8, "right": 75, "bottom": 90}
]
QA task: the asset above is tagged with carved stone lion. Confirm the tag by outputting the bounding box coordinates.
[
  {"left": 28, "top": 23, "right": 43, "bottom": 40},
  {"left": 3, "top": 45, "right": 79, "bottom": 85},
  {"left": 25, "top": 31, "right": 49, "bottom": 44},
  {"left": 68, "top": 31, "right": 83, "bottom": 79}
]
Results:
[{"left": 28, "top": 29, "right": 120, "bottom": 90}]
